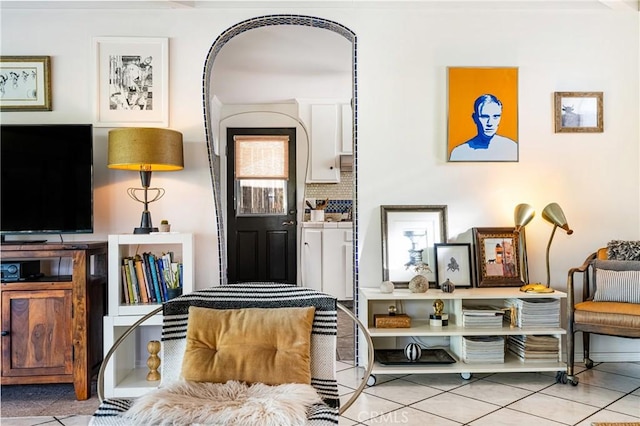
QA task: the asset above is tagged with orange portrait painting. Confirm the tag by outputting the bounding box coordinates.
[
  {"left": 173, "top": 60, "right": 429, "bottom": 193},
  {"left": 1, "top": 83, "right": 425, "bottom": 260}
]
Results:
[{"left": 447, "top": 67, "right": 518, "bottom": 162}]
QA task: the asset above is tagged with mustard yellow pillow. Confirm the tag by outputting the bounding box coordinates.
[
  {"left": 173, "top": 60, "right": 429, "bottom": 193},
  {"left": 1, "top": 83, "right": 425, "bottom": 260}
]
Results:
[{"left": 181, "top": 306, "right": 315, "bottom": 385}]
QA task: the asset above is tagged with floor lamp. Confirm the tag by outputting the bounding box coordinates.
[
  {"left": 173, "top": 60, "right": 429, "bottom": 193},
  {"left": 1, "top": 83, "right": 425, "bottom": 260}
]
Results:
[{"left": 108, "top": 128, "right": 184, "bottom": 234}]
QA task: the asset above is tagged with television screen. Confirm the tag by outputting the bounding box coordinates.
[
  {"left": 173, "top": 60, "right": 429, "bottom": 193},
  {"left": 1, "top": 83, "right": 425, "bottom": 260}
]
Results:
[{"left": 1, "top": 124, "right": 94, "bottom": 237}]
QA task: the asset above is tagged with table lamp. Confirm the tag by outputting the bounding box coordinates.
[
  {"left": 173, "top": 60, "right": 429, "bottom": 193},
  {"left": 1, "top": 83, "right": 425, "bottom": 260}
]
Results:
[
  {"left": 108, "top": 128, "right": 184, "bottom": 234},
  {"left": 513, "top": 203, "right": 535, "bottom": 283},
  {"left": 542, "top": 202, "right": 573, "bottom": 287}
]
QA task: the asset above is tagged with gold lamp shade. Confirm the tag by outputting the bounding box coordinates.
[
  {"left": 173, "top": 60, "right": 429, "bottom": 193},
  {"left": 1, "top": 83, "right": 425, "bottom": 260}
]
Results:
[
  {"left": 542, "top": 202, "right": 573, "bottom": 235},
  {"left": 107, "top": 127, "right": 184, "bottom": 234},
  {"left": 108, "top": 128, "right": 183, "bottom": 171},
  {"left": 514, "top": 203, "right": 535, "bottom": 234},
  {"left": 542, "top": 202, "right": 573, "bottom": 287}
]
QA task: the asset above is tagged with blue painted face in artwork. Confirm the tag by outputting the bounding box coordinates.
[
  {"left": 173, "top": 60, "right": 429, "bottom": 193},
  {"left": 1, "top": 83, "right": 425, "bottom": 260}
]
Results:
[{"left": 474, "top": 101, "right": 502, "bottom": 139}]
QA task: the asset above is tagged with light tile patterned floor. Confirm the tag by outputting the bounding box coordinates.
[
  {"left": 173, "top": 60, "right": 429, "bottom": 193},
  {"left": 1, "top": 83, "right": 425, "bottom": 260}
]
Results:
[{"left": 2, "top": 361, "right": 640, "bottom": 425}]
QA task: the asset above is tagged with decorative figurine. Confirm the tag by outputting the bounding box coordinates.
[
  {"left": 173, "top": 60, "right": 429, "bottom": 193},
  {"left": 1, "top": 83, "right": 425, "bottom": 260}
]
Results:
[
  {"left": 146, "top": 340, "right": 161, "bottom": 381},
  {"left": 433, "top": 299, "right": 444, "bottom": 316},
  {"left": 380, "top": 281, "right": 395, "bottom": 294},
  {"left": 404, "top": 342, "right": 422, "bottom": 361},
  {"left": 441, "top": 278, "right": 455, "bottom": 293},
  {"left": 408, "top": 275, "right": 429, "bottom": 293},
  {"left": 388, "top": 305, "right": 397, "bottom": 316}
]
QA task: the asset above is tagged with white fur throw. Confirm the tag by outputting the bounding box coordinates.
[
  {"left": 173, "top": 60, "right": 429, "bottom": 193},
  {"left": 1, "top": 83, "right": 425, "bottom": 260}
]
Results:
[{"left": 124, "top": 380, "right": 323, "bottom": 426}]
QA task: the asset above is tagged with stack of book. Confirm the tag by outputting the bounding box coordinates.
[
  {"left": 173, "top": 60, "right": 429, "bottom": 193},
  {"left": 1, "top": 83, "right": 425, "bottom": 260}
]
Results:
[
  {"left": 461, "top": 305, "right": 505, "bottom": 328},
  {"left": 505, "top": 298, "right": 561, "bottom": 328},
  {"left": 507, "top": 335, "right": 559, "bottom": 362},
  {"left": 120, "top": 251, "right": 183, "bottom": 304},
  {"left": 462, "top": 336, "right": 505, "bottom": 363}
]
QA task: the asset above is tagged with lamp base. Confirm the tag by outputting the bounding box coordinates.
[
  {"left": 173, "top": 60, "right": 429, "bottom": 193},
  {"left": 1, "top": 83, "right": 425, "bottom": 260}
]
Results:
[{"left": 134, "top": 226, "right": 158, "bottom": 234}]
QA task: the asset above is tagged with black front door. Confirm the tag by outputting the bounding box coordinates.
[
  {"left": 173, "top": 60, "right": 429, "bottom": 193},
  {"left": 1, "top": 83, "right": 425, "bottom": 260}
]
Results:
[{"left": 226, "top": 128, "right": 297, "bottom": 283}]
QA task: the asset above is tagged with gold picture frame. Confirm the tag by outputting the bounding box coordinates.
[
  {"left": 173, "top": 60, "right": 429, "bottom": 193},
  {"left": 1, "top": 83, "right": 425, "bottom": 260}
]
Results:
[
  {"left": 0, "top": 56, "right": 52, "bottom": 111},
  {"left": 473, "top": 227, "right": 526, "bottom": 287},
  {"left": 554, "top": 91, "right": 603, "bottom": 133}
]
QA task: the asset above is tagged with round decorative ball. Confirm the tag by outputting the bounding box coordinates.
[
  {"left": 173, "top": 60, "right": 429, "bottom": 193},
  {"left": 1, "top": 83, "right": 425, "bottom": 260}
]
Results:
[
  {"left": 441, "top": 278, "right": 455, "bottom": 293},
  {"left": 408, "top": 275, "right": 429, "bottom": 293},
  {"left": 404, "top": 343, "right": 422, "bottom": 361},
  {"left": 380, "top": 281, "right": 395, "bottom": 293}
]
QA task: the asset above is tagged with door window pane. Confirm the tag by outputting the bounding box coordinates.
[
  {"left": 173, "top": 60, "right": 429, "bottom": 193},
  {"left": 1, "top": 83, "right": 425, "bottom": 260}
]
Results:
[
  {"left": 236, "top": 179, "right": 286, "bottom": 216},
  {"left": 234, "top": 135, "right": 289, "bottom": 216}
]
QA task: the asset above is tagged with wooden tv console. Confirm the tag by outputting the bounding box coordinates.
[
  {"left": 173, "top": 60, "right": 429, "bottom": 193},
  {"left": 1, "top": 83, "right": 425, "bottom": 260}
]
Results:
[{"left": 0, "top": 241, "right": 107, "bottom": 400}]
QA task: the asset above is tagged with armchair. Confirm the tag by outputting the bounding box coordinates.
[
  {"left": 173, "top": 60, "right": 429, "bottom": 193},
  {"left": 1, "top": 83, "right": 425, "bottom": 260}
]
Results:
[
  {"left": 566, "top": 243, "right": 640, "bottom": 385},
  {"left": 92, "top": 283, "right": 374, "bottom": 425}
]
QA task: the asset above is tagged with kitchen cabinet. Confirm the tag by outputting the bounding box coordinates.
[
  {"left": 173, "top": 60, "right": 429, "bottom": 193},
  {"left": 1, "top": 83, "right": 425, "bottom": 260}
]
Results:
[
  {"left": 301, "top": 225, "right": 353, "bottom": 300},
  {"left": 0, "top": 241, "right": 107, "bottom": 400},
  {"left": 297, "top": 100, "right": 351, "bottom": 183}
]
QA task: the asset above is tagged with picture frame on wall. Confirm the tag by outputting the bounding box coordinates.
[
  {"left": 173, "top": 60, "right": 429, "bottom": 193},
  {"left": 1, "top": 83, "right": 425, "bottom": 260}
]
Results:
[
  {"left": 554, "top": 91, "right": 603, "bottom": 133},
  {"left": 0, "top": 56, "right": 51, "bottom": 111},
  {"left": 473, "top": 227, "right": 525, "bottom": 287},
  {"left": 381, "top": 205, "right": 448, "bottom": 287},
  {"left": 434, "top": 243, "right": 473, "bottom": 288},
  {"left": 447, "top": 67, "right": 519, "bottom": 163},
  {"left": 93, "top": 37, "right": 169, "bottom": 127}
]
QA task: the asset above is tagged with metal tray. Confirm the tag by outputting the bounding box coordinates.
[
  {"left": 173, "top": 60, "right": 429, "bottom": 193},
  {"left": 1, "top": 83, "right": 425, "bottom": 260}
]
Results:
[{"left": 375, "top": 348, "right": 456, "bottom": 365}]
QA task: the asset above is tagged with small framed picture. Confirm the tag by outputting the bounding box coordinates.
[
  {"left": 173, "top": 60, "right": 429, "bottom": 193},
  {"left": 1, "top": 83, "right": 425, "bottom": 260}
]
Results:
[
  {"left": 93, "top": 37, "right": 169, "bottom": 127},
  {"left": 554, "top": 91, "right": 603, "bottom": 133},
  {"left": 473, "top": 227, "right": 525, "bottom": 287},
  {"left": 434, "top": 243, "right": 473, "bottom": 288},
  {"left": 0, "top": 56, "right": 51, "bottom": 111},
  {"left": 381, "top": 205, "right": 448, "bottom": 287}
]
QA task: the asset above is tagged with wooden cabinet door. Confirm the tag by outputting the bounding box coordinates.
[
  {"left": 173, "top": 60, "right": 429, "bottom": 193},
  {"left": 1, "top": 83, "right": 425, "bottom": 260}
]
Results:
[{"left": 1, "top": 289, "right": 73, "bottom": 377}]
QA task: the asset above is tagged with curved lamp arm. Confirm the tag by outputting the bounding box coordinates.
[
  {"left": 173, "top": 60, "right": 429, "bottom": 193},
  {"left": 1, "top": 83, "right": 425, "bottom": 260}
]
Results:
[{"left": 97, "top": 303, "right": 375, "bottom": 414}]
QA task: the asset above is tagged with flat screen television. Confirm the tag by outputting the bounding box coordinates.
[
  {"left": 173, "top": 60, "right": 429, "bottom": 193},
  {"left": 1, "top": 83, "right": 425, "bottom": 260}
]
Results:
[{"left": 1, "top": 124, "right": 94, "bottom": 242}]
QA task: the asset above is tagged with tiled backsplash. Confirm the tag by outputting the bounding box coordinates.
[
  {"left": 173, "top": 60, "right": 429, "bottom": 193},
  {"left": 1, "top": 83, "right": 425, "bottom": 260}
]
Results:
[{"left": 304, "top": 171, "right": 353, "bottom": 221}]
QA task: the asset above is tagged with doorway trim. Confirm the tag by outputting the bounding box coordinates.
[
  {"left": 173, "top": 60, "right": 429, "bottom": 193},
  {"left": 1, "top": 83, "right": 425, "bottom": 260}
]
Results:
[{"left": 202, "top": 14, "right": 358, "bottom": 288}]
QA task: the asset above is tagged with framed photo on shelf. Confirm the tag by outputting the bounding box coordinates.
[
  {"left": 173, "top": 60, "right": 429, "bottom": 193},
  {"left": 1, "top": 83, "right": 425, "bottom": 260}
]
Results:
[
  {"left": 554, "top": 91, "right": 603, "bottom": 133},
  {"left": 473, "top": 227, "right": 525, "bottom": 287},
  {"left": 434, "top": 243, "right": 473, "bottom": 288},
  {"left": 93, "top": 37, "right": 169, "bottom": 127},
  {"left": 381, "top": 205, "right": 448, "bottom": 287},
  {"left": 0, "top": 56, "right": 51, "bottom": 111}
]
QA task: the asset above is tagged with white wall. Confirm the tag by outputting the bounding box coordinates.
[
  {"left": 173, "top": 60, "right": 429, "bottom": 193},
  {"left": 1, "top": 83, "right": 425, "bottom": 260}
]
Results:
[{"left": 2, "top": 3, "right": 639, "bottom": 358}]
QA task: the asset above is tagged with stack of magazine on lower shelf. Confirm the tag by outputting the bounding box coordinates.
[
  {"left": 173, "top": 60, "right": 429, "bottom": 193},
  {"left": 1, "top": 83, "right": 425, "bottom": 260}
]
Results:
[
  {"left": 462, "top": 336, "right": 505, "bottom": 363},
  {"left": 507, "top": 335, "right": 560, "bottom": 361}
]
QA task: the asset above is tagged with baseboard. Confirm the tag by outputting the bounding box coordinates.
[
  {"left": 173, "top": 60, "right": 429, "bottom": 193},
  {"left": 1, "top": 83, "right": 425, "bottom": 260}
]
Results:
[{"left": 571, "top": 352, "right": 640, "bottom": 363}]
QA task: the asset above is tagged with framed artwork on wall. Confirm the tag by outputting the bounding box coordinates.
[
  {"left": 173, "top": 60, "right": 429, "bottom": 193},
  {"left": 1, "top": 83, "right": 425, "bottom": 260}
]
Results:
[
  {"left": 473, "top": 227, "right": 525, "bottom": 287},
  {"left": 554, "top": 91, "right": 603, "bottom": 133},
  {"left": 434, "top": 243, "right": 473, "bottom": 288},
  {"left": 447, "top": 67, "right": 519, "bottom": 163},
  {"left": 0, "top": 56, "right": 51, "bottom": 111},
  {"left": 381, "top": 205, "right": 448, "bottom": 287},
  {"left": 93, "top": 37, "right": 169, "bottom": 127}
]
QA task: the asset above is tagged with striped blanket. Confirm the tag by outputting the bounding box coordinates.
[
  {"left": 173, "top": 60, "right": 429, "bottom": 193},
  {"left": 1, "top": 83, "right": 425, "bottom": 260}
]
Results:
[{"left": 91, "top": 283, "right": 339, "bottom": 425}]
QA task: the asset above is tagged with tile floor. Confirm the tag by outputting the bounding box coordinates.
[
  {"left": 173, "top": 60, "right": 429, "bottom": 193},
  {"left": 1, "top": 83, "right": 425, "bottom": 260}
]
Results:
[{"left": 2, "top": 361, "right": 640, "bottom": 425}]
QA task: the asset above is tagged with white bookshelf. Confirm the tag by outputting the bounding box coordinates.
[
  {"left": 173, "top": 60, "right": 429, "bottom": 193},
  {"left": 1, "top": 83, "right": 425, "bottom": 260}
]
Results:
[
  {"left": 103, "top": 233, "right": 194, "bottom": 398},
  {"left": 358, "top": 287, "right": 567, "bottom": 382}
]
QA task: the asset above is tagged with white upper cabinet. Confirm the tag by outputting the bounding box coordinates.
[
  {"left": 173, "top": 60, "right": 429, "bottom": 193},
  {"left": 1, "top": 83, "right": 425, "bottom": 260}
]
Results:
[{"left": 298, "top": 99, "right": 352, "bottom": 183}]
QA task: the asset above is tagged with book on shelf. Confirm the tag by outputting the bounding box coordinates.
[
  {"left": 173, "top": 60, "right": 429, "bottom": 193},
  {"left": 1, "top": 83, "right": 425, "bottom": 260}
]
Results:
[{"left": 120, "top": 252, "right": 184, "bottom": 305}]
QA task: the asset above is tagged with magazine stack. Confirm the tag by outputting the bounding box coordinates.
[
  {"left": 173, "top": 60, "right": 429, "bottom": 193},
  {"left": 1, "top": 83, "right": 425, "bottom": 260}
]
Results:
[
  {"left": 505, "top": 298, "right": 561, "bottom": 328},
  {"left": 507, "top": 335, "right": 560, "bottom": 361},
  {"left": 461, "top": 305, "right": 505, "bottom": 328},
  {"left": 462, "top": 336, "right": 505, "bottom": 363}
]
